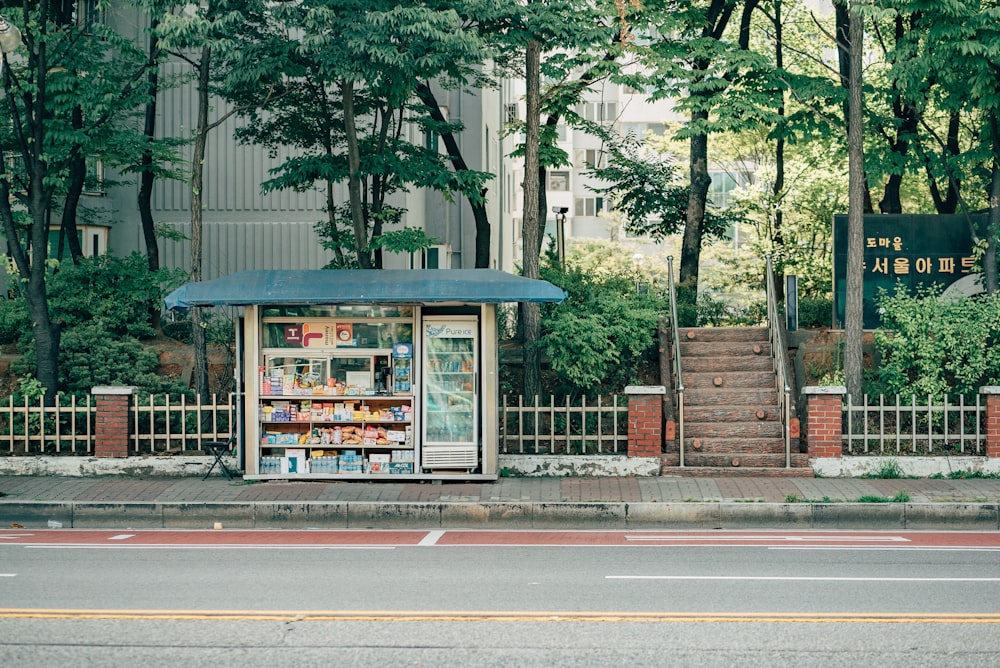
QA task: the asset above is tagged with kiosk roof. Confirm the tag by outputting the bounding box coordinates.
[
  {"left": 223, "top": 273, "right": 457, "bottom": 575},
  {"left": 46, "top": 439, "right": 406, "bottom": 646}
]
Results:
[{"left": 165, "top": 269, "right": 567, "bottom": 309}]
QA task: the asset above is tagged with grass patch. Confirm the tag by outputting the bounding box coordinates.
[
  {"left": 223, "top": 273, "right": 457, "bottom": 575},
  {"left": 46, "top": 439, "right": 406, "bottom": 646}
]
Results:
[
  {"left": 860, "top": 458, "right": 909, "bottom": 479},
  {"left": 856, "top": 490, "right": 911, "bottom": 503}
]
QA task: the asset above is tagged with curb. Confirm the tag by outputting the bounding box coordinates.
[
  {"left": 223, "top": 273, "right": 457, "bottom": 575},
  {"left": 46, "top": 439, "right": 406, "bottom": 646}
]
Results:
[{"left": 2, "top": 501, "right": 998, "bottom": 531}]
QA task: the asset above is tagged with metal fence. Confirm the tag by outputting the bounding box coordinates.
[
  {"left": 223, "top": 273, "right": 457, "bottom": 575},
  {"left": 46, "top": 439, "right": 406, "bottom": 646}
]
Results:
[
  {"left": 843, "top": 394, "right": 985, "bottom": 455},
  {"left": 0, "top": 393, "right": 236, "bottom": 455},
  {"left": 499, "top": 395, "right": 628, "bottom": 455}
]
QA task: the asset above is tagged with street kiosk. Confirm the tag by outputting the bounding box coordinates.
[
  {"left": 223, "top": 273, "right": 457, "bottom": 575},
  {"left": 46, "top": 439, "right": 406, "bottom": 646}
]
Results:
[{"left": 165, "top": 269, "right": 566, "bottom": 481}]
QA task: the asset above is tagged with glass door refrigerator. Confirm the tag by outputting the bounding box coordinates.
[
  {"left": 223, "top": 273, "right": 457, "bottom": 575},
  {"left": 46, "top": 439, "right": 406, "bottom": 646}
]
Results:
[{"left": 421, "top": 316, "right": 479, "bottom": 470}]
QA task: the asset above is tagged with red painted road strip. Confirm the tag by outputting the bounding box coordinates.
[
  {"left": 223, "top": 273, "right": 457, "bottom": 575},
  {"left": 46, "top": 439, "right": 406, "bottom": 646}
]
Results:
[{"left": 1, "top": 530, "right": 999, "bottom": 548}]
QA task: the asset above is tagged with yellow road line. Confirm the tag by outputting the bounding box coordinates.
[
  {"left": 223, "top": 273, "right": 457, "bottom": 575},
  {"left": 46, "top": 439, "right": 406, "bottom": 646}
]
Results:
[{"left": 1, "top": 609, "right": 1000, "bottom": 623}]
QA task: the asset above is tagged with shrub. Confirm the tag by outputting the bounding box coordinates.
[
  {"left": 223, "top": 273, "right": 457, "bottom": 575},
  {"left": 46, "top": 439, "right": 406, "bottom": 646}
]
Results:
[
  {"left": 872, "top": 287, "right": 1000, "bottom": 399},
  {"left": 539, "top": 259, "right": 665, "bottom": 396}
]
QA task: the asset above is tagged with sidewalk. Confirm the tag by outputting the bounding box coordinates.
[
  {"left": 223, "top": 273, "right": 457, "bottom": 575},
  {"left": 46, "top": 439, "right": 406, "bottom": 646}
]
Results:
[{"left": 2, "top": 474, "right": 1000, "bottom": 530}]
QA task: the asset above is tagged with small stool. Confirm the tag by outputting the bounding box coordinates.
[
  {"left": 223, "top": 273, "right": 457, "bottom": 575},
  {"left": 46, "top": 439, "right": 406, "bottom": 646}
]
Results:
[{"left": 203, "top": 436, "right": 236, "bottom": 480}]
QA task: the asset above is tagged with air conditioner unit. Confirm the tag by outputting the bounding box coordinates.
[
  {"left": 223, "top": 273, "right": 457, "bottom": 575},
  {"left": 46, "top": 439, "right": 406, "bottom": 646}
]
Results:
[{"left": 424, "top": 244, "right": 452, "bottom": 269}]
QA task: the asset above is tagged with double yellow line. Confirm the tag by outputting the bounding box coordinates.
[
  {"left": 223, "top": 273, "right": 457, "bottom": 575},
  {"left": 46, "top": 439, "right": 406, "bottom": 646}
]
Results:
[{"left": 2, "top": 609, "right": 1000, "bottom": 624}]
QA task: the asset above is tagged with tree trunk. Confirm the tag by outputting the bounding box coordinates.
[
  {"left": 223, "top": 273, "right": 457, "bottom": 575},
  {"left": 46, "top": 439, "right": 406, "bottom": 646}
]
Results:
[
  {"left": 521, "top": 38, "right": 543, "bottom": 401},
  {"left": 414, "top": 82, "right": 491, "bottom": 268},
  {"left": 140, "top": 20, "right": 161, "bottom": 273},
  {"left": 342, "top": 79, "right": 372, "bottom": 269},
  {"left": 844, "top": 2, "right": 865, "bottom": 402},
  {"left": 772, "top": 0, "right": 785, "bottom": 301},
  {"left": 191, "top": 46, "right": 211, "bottom": 401},
  {"left": 835, "top": 1, "right": 874, "bottom": 214},
  {"left": 986, "top": 113, "right": 1000, "bottom": 294},
  {"left": 59, "top": 150, "right": 86, "bottom": 263},
  {"left": 679, "top": 108, "right": 711, "bottom": 320},
  {"left": 140, "top": 21, "right": 162, "bottom": 331}
]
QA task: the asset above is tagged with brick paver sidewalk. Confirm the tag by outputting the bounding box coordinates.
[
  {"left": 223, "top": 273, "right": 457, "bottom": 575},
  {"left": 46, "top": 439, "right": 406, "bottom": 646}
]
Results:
[{"left": 2, "top": 475, "right": 999, "bottom": 505}]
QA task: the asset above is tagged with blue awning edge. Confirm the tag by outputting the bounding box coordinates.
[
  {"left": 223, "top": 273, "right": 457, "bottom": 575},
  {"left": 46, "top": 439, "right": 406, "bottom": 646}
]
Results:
[{"left": 164, "top": 269, "right": 567, "bottom": 310}]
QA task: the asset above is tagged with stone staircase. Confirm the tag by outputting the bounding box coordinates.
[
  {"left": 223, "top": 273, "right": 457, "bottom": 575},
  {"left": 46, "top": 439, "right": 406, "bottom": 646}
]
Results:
[{"left": 661, "top": 326, "right": 811, "bottom": 477}]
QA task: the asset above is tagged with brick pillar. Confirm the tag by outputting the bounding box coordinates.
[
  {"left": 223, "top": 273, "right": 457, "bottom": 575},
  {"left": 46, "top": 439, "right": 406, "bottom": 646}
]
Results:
[
  {"left": 625, "top": 386, "right": 665, "bottom": 458},
  {"left": 981, "top": 387, "right": 1000, "bottom": 459},
  {"left": 92, "top": 386, "right": 136, "bottom": 458},
  {"left": 803, "top": 386, "right": 846, "bottom": 459}
]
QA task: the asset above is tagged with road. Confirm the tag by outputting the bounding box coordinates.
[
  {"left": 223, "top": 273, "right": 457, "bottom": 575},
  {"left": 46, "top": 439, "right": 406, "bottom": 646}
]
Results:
[{"left": 1, "top": 529, "right": 999, "bottom": 667}]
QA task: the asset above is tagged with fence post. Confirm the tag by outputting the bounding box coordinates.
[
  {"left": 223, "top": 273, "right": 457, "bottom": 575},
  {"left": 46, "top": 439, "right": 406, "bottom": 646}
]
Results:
[
  {"left": 92, "top": 386, "right": 136, "bottom": 458},
  {"left": 803, "top": 386, "right": 846, "bottom": 459},
  {"left": 625, "top": 386, "right": 665, "bottom": 458},
  {"left": 980, "top": 387, "right": 1000, "bottom": 459}
]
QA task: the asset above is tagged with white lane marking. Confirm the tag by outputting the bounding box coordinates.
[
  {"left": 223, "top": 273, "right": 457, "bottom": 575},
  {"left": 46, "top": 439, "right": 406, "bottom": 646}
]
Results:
[
  {"left": 608, "top": 575, "right": 1000, "bottom": 582},
  {"left": 625, "top": 535, "right": 909, "bottom": 542},
  {"left": 419, "top": 530, "right": 445, "bottom": 546},
  {"left": 0, "top": 574, "right": 15, "bottom": 577},
  {"left": 0, "top": 535, "right": 33, "bottom": 539},
  {"left": 23, "top": 545, "right": 397, "bottom": 550},
  {"left": 108, "top": 534, "right": 135, "bottom": 541}
]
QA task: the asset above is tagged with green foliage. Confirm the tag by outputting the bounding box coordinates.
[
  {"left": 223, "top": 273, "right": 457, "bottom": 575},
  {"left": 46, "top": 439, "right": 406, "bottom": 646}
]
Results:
[
  {"left": 871, "top": 287, "right": 1000, "bottom": 399},
  {"left": 47, "top": 254, "right": 185, "bottom": 339},
  {"left": 538, "top": 252, "right": 665, "bottom": 396},
  {"left": 796, "top": 297, "right": 833, "bottom": 329},
  {"left": 1, "top": 254, "right": 187, "bottom": 397},
  {"left": 58, "top": 323, "right": 189, "bottom": 398},
  {"left": 366, "top": 227, "right": 439, "bottom": 254}
]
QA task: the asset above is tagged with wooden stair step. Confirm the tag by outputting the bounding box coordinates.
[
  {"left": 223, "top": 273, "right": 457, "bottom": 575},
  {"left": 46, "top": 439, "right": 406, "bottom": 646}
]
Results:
[
  {"left": 660, "top": 465, "right": 814, "bottom": 478},
  {"left": 678, "top": 341, "right": 772, "bottom": 357},
  {"left": 684, "top": 406, "right": 782, "bottom": 423},
  {"left": 684, "top": 371, "right": 775, "bottom": 390},
  {"left": 662, "top": 452, "right": 810, "bottom": 468},
  {"left": 682, "top": 356, "right": 774, "bottom": 373},
  {"left": 682, "top": 389, "right": 779, "bottom": 406},
  {"left": 677, "top": 327, "right": 769, "bottom": 343},
  {"left": 678, "top": 437, "right": 796, "bottom": 454}
]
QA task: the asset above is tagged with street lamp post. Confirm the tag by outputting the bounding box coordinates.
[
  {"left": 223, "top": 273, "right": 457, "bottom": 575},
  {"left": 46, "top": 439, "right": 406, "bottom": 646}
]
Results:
[{"left": 551, "top": 206, "right": 568, "bottom": 269}]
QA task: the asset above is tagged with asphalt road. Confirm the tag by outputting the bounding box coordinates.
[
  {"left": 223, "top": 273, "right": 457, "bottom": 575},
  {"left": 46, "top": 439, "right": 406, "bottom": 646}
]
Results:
[{"left": 2, "top": 529, "right": 999, "bottom": 667}]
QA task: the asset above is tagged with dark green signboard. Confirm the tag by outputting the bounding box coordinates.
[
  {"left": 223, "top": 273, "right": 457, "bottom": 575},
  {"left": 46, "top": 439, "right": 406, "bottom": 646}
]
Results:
[{"left": 832, "top": 214, "right": 982, "bottom": 329}]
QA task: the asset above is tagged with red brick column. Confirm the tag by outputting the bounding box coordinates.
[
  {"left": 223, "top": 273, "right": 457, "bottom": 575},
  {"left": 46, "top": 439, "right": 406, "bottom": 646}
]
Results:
[
  {"left": 92, "top": 386, "right": 136, "bottom": 458},
  {"left": 981, "top": 388, "right": 1000, "bottom": 459},
  {"left": 803, "top": 386, "right": 845, "bottom": 459},
  {"left": 625, "top": 386, "right": 665, "bottom": 458}
]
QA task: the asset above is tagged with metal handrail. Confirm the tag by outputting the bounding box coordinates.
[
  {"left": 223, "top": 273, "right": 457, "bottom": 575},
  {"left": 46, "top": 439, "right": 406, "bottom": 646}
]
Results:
[
  {"left": 765, "top": 255, "right": 793, "bottom": 467},
  {"left": 666, "top": 256, "right": 685, "bottom": 466}
]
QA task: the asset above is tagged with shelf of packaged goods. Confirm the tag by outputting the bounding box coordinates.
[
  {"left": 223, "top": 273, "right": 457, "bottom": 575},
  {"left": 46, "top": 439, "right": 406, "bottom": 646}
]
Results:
[
  {"left": 260, "top": 395, "right": 414, "bottom": 400},
  {"left": 260, "top": 419, "right": 412, "bottom": 425}
]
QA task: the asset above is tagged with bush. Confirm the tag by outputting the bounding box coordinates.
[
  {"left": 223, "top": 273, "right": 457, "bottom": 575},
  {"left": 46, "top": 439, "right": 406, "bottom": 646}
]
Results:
[
  {"left": 539, "top": 260, "right": 665, "bottom": 397},
  {"left": 796, "top": 297, "right": 833, "bottom": 328},
  {"left": 871, "top": 287, "right": 1000, "bottom": 399},
  {"left": 3, "top": 254, "right": 189, "bottom": 397}
]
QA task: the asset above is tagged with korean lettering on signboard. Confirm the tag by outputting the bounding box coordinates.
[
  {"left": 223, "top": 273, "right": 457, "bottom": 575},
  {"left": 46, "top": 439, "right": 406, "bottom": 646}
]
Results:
[{"left": 832, "top": 214, "right": 982, "bottom": 329}]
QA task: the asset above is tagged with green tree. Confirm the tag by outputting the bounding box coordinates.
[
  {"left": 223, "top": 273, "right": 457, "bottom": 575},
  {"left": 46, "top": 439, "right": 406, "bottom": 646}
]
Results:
[
  {"left": 0, "top": 2, "right": 150, "bottom": 403},
  {"left": 234, "top": 0, "right": 493, "bottom": 271},
  {"left": 150, "top": 0, "right": 282, "bottom": 399}
]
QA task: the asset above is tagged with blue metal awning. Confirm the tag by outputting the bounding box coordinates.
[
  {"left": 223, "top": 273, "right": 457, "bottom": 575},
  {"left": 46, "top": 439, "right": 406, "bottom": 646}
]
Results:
[{"left": 164, "top": 269, "right": 566, "bottom": 310}]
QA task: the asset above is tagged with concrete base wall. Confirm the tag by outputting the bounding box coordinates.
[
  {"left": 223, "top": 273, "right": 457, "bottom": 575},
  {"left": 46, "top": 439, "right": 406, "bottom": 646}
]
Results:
[
  {"left": 499, "top": 455, "right": 661, "bottom": 477},
  {"left": 0, "top": 455, "right": 231, "bottom": 477},
  {"left": 813, "top": 456, "right": 1000, "bottom": 478}
]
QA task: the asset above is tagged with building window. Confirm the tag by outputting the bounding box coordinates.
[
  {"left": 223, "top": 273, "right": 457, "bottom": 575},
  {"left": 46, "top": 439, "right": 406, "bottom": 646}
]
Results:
[
  {"left": 505, "top": 103, "right": 519, "bottom": 125},
  {"left": 577, "top": 102, "right": 617, "bottom": 123},
  {"left": 708, "top": 170, "right": 745, "bottom": 208},
  {"left": 76, "top": 0, "right": 105, "bottom": 33},
  {"left": 547, "top": 170, "right": 569, "bottom": 191},
  {"left": 574, "top": 197, "right": 604, "bottom": 217},
  {"left": 575, "top": 149, "right": 606, "bottom": 169},
  {"left": 84, "top": 157, "right": 104, "bottom": 195}
]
